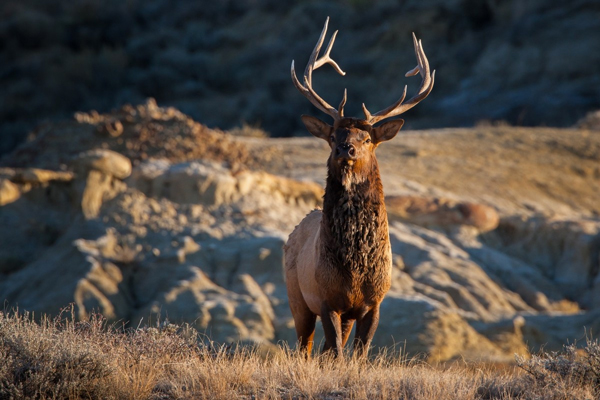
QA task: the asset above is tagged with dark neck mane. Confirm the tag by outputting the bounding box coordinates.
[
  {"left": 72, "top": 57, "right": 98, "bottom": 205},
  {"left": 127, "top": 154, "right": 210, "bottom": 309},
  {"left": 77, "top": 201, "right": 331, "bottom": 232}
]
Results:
[{"left": 321, "top": 161, "right": 389, "bottom": 275}]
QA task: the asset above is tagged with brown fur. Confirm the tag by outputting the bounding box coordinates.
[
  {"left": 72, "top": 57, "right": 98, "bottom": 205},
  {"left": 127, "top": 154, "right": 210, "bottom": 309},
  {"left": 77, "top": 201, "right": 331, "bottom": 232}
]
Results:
[{"left": 284, "top": 117, "right": 400, "bottom": 357}]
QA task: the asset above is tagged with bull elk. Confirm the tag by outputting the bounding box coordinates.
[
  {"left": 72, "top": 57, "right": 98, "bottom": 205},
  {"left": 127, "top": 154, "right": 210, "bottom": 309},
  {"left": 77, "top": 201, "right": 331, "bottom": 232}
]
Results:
[{"left": 284, "top": 18, "right": 435, "bottom": 357}]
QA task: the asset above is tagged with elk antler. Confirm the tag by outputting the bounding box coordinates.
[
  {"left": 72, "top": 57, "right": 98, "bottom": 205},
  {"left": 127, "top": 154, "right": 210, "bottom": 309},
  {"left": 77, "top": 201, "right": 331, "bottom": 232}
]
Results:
[
  {"left": 291, "top": 17, "right": 347, "bottom": 123},
  {"left": 362, "top": 33, "right": 436, "bottom": 126}
]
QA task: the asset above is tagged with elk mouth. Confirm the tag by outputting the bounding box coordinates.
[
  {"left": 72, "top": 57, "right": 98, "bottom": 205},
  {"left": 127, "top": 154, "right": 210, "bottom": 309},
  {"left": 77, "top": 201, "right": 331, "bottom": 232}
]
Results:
[
  {"left": 337, "top": 158, "right": 356, "bottom": 182},
  {"left": 338, "top": 159, "right": 361, "bottom": 190},
  {"left": 337, "top": 158, "right": 355, "bottom": 167}
]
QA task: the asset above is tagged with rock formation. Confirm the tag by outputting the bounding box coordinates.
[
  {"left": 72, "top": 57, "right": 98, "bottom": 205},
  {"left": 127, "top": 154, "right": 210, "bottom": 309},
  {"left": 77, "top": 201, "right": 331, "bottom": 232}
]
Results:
[{"left": 1, "top": 102, "right": 599, "bottom": 363}]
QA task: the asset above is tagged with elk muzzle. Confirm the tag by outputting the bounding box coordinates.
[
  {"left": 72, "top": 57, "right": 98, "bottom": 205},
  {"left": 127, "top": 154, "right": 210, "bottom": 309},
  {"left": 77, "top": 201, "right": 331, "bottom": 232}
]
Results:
[{"left": 336, "top": 142, "right": 357, "bottom": 161}]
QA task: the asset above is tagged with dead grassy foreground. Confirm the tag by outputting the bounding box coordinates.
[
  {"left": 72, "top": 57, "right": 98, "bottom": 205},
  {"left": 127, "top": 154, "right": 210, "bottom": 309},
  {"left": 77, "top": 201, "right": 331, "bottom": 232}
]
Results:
[{"left": 1, "top": 311, "right": 598, "bottom": 400}]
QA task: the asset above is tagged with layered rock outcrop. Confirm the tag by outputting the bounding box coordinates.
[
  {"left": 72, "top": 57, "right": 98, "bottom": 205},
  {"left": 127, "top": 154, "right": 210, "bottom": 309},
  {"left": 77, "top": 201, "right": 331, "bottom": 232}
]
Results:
[{"left": 1, "top": 102, "right": 598, "bottom": 362}]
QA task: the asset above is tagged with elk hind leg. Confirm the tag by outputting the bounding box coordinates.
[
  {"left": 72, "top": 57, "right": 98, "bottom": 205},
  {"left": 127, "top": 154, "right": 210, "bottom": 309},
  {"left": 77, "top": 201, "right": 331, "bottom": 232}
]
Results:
[
  {"left": 287, "top": 279, "right": 316, "bottom": 356},
  {"left": 285, "top": 259, "right": 317, "bottom": 357},
  {"left": 293, "top": 308, "right": 317, "bottom": 357}
]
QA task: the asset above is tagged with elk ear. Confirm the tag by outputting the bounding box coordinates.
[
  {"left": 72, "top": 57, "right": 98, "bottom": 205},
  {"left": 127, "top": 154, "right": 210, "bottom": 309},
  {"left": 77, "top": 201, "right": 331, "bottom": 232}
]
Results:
[
  {"left": 372, "top": 119, "right": 404, "bottom": 144},
  {"left": 301, "top": 115, "right": 332, "bottom": 141}
]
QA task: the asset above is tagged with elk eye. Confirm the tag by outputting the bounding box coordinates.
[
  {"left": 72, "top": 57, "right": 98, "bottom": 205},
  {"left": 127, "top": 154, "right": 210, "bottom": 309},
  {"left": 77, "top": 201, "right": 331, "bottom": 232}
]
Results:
[{"left": 365, "top": 138, "right": 372, "bottom": 144}]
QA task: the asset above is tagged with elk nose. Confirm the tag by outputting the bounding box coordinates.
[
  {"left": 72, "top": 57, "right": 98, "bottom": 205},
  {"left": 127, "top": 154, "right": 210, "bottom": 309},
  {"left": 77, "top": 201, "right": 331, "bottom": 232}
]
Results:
[{"left": 336, "top": 143, "right": 356, "bottom": 160}]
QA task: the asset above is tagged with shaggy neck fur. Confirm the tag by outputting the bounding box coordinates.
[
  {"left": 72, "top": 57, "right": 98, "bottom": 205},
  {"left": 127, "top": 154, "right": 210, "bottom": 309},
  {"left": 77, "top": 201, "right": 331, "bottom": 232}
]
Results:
[{"left": 321, "top": 156, "right": 390, "bottom": 279}]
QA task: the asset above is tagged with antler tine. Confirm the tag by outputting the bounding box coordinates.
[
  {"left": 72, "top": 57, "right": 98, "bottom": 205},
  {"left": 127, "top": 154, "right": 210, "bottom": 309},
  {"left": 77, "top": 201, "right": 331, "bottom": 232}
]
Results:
[
  {"left": 291, "top": 17, "right": 347, "bottom": 122},
  {"left": 304, "top": 17, "right": 328, "bottom": 87},
  {"left": 314, "top": 30, "right": 346, "bottom": 76},
  {"left": 363, "top": 33, "right": 435, "bottom": 125},
  {"left": 338, "top": 89, "right": 347, "bottom": 117},
  {"left": 362, "top": 85, "right": 407, "bottom": 124}
]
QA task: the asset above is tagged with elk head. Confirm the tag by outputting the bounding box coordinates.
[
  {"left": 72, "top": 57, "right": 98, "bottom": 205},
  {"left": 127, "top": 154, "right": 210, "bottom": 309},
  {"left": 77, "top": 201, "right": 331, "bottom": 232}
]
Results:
[{"left": 291, "top": 18, "right": 435, "bottom": 187}]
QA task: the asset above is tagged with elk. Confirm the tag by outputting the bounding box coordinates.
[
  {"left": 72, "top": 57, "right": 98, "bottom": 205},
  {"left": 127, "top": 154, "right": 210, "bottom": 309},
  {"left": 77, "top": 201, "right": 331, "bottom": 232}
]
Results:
[{"left": 284, "top": 18, "right": 435, "bottom": 357}]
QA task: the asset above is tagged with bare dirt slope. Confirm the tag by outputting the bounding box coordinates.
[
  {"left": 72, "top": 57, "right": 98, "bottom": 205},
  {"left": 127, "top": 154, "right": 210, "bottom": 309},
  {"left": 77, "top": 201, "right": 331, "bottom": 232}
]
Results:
[{"left": 242, "top": 126, "right": 600, "bottom": 217}]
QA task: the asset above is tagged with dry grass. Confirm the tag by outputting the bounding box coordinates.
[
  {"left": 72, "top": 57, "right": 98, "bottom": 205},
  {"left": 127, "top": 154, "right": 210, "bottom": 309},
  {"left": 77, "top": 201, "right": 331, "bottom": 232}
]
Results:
[
  {"left": 226, "top": 123, "right": 269, "bottom": 138},
  {"left": 516, "top": 339, "right": 600, "bottom": 398},
  {"left": 1, "top": 309, "right": 598, "bottom": 400}
]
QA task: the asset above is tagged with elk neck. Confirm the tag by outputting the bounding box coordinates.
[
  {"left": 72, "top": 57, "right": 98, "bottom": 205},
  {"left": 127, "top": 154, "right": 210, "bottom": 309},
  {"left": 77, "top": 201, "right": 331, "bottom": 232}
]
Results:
[{"left": 320, "top": 156, "right": 390, "bottom": 277}]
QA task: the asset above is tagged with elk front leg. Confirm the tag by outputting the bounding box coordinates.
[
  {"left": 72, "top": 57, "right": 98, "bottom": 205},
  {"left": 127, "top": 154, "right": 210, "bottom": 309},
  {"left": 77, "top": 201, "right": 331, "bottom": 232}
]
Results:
[
  {"left": 340, "top": 318, "right": 355, "bottom": 347},
  {"left": 320, "top": 305, "right": 343, "bottom": 356},
  {"left": 353, "top": 304, "right": 380, "bottom": 357},
  {"left": 322, "top": 317, "right": 354, "bottom": 353}
]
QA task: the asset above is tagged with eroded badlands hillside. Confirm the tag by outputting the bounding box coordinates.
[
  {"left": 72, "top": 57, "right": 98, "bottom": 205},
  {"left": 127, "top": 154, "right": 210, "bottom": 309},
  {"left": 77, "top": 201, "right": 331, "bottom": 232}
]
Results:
[{"left": 1, "top": 101, "right": 599, "bottom": 362}]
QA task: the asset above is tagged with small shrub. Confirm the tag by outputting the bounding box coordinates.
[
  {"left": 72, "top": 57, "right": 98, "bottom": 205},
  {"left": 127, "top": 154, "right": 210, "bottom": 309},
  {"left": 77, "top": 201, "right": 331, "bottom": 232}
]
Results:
[
  {"left": 0, "top": 309, "right": 113, "bottom": 399},
  {"left": 516, "top": 338, "right": 600, "bottom": 397}
]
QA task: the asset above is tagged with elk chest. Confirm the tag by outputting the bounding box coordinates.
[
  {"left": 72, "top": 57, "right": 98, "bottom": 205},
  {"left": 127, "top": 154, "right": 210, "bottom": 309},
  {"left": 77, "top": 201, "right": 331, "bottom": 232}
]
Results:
[{"left": 318, "top": 179, "right": 392, "bottom": 309}]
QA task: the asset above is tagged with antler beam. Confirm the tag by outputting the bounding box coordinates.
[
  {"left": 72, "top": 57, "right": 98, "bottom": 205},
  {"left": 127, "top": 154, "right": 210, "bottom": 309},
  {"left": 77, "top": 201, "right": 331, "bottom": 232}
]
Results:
[
  {"left": 362, "top": 33, "right": 436, "bottom": 125},
  {"left": 291, "top": 17, "right": 347, "bottom": 122}
]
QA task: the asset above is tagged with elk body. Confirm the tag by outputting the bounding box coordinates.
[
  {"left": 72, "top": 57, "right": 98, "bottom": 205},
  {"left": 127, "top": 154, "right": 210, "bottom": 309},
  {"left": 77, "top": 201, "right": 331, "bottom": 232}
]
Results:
[{"left": 284, "top": 18, "right": 435, "bottom": 357}]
